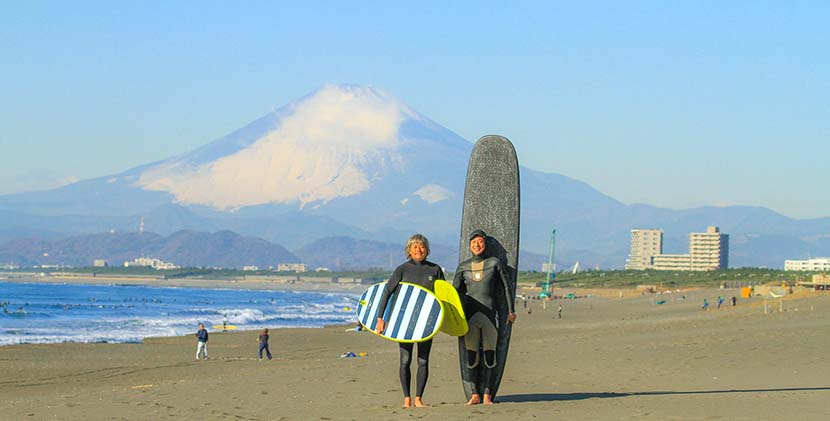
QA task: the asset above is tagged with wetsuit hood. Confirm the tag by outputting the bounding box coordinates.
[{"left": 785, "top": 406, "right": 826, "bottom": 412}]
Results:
[
  {"left": 471, "top": 248, "right": 490, "bottom": 262},
  {"left": 469, "top": 229, "right": 487, "bottom": 242}
]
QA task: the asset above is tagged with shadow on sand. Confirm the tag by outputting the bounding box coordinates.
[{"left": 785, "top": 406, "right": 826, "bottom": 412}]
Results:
[{"left": 497, "top": 387, "right": 830, "bottom": 403}]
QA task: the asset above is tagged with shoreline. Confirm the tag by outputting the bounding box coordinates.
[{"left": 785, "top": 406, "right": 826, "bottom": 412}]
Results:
[
  {"left": 1, "top": 276, "right": 363, "bottom": 348},
  {"left": 0, "top": 273, "right": 368, "bottom": 293}
]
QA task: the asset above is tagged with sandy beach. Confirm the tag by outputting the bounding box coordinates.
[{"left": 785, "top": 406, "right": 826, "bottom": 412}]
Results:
[{"left": 2, "top": 286, "right": 829, "bottom": 420}]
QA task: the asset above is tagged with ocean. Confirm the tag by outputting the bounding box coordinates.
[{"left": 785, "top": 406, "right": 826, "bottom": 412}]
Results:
[{"left": 0, "top": 281, "right": 359, "bottom": 346}]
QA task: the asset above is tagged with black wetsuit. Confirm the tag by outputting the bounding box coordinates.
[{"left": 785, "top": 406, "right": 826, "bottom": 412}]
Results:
[
  {"left": 453, "top": 252, "right": 514, "bottom": 395},
  {"left": 377, "top": 259, "right": 445, "bottom": 398}
]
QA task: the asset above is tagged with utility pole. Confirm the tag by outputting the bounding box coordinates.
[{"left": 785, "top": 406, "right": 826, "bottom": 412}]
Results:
[{"left": 542, "top": 229, "right": 556, "bottom": 298}]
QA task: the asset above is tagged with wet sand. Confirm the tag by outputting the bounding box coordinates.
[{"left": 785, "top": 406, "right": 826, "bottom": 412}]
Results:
[{"left": 2, "top": 288, "right": 829, "bottom": 420}]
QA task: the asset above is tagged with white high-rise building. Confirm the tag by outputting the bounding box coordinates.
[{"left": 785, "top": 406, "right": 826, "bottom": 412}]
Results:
[
  {"left": 625, "top": 229, "right": 663, "bottom": 270},
  {"left": 689, "top": 226, "right": 729, "bottom": 271}
]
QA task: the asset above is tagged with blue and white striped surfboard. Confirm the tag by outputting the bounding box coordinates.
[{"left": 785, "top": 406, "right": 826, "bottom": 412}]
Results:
[{"left": 356, "top": 282, "right": 444, "bottom": 343}]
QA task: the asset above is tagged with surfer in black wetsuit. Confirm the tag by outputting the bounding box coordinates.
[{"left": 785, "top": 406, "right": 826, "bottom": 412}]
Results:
[
  {"left": 453, "top": 229, "right": 516, "bottom": 405},
  {"left": 376, "top": 234, "right": 445, "bottom": 408}
]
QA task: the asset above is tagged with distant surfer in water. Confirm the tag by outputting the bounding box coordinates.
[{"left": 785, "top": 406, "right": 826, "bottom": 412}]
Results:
[
  {"left": 376, "top": 234, "right": 445, "bottom": 408},
  {"left": 453, "top": 230, "right": 516, "bottom": 405}
]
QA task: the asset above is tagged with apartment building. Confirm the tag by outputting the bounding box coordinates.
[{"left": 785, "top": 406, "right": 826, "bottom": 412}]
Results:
[
  {"left": 625, "top": 229, "right": 663, "bottom": 270},
  {"left": 629, "top": 226, "right": 729, "bottom": 271},
  {"left": 689, "top": 226, "right": 729, "bottom": 271}
]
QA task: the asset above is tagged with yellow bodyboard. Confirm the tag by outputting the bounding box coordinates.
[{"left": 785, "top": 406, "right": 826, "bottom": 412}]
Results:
[{"left": 433, "top": 279, "right": 468, "bottom": 336}]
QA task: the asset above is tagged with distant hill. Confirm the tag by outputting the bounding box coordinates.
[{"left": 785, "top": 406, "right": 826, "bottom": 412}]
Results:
[
  {"left": 0, "top": 231, "right": 298, "bottom": 269},
  {"left": 0, "top": 230, "right": 552, "bottom": 272}
]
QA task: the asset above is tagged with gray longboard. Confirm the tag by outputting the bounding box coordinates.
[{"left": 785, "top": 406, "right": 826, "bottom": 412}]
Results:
[{"left": 457, "top": 135, "right": 520, "bottom": 401}]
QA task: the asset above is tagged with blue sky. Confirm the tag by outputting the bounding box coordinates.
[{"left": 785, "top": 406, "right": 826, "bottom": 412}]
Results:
[{"left": 1, "top": 1, "right": 828, "bottom": 219}]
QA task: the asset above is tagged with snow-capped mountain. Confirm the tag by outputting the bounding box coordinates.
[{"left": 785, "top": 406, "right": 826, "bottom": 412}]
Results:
[
  {"left": 139, "top": 85, "right": 428, "bottom": 210},
  {"left": 1, "top": 84, "right": 828, "bottom": 269}
]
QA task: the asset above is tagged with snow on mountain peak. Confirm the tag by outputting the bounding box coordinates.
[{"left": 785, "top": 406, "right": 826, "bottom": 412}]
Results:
[
  {"left": 137, "top": 84, "right": 410, "bottom": 210},
  {"left": 411, "top": 184, "right": 453, "bottom": 204}
]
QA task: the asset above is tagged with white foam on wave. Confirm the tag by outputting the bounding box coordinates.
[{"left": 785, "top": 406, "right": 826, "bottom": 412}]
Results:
[
  {"left": 0, "top": 287, "right": 358, "bottom": 346},
  {"left": 213, "top": 308, "right": 266, "bottom": 324}
]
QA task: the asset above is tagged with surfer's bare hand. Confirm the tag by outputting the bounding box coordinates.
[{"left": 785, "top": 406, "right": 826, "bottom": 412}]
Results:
[
  {"left": 376, "top": 318, "right": 386, "bottom": 333},
  {"left": 507, "top": 312, "right": 517, "bottom": 323}
]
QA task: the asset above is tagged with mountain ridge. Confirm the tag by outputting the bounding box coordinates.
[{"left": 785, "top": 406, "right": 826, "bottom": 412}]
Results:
[{"left": 0, "top": 84, "right": 827, "bottom": 268}]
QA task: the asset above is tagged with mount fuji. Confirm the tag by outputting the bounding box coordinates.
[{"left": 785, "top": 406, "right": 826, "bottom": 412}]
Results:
[{"left": 1, "top": 84, "right": 828, "bottom": 269}]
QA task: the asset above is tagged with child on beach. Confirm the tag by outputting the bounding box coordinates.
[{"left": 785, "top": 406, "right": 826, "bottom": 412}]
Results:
[
  {"left": 195, "top": 323, "right": 209, "bottom": 360},
  {"left": 258, "top": 328, "right": 272, "bottom": 360}
]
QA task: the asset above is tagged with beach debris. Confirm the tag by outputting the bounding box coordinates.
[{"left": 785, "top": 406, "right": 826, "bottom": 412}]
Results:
[{"left": 340, "top": 351, "right": 368, "bottom": 358}]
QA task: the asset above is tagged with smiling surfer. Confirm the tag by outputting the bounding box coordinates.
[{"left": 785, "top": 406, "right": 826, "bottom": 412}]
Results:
[
  {"left": 453, "top": 229, "right": 516, "bottom": 405},
  {"left": 375, "top": 234, "right": 445, "bottom": 409}
]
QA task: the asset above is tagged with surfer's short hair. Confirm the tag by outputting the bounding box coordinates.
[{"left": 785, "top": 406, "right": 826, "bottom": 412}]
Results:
[{"left": 405, "top": 234, "right": 431, "bottom": 259}]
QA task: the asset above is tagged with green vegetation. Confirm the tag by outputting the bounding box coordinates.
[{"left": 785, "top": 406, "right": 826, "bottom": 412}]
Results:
[
  {"left": 517, "top": 268, "right": 820, "bottom": 289},
  {"left": 3, "top": 266, "right": 823, "bottom": 289}
]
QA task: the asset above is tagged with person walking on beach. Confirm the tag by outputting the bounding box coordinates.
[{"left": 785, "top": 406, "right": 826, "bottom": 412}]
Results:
[
  {"left": 702, "top": 299, "right": 710, "bottom": 311},
  {"left": 557, "top": 304, "right": 563, "bottom": 319},
  {"left": 731, "top": 296, "right": 737, "bottom": 306},
  {"left": 257, "top": 328, "right": 272, "bottom": 360},
  {"left": 520, "top": 295, "right": 531, "bottom": 314},
  {"left": 453, "top": 230, "right": 516, "bottom": 406},
  {"left": 195, "top": 323, "right": 209, "bottom": 360},
  {"left": 376, "top": 234, "right": 445, "bottom": 409},
  {"left": 717, "top": 296, "right": 724, "bottom": 309}
]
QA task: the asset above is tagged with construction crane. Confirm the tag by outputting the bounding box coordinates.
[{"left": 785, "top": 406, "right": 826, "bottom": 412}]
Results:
[{"left": 540, "top": 229, "right": 555, "bottom": 298}]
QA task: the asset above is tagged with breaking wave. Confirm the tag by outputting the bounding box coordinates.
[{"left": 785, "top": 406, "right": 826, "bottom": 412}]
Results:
[{"left": 0, "top": 282, "right": 359, "bottom": 346}]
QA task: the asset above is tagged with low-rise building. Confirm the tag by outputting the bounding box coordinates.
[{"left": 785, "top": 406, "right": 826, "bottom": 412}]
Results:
[
  {"left": 277, "top": 263, "right": 307, "bottom": 273},
  {"left": 93, "top": 259, "right": 108, "bottom": 267},
  {"left": 124, "top": 257, "right": 179, "bottom": 270},
  {"left": 652, "top": 254, "right": 692, "bottom": 271},
  {"left": 784, "top": 257, "right": 830, "bottom": 271}
]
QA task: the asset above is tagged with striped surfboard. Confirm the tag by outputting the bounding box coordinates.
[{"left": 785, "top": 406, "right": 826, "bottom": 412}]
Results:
[{"left": 356, "top": 282, "right": 444, "bottom": 343}]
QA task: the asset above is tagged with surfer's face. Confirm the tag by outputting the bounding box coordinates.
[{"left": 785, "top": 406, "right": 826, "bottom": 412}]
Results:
[
  {"left": 470, "top": 236, "right": 486, "bottom": 256},
  {"left": 409, "top": 242, "right": 427, "bottom": 262}
]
